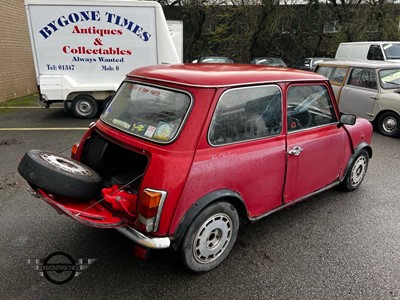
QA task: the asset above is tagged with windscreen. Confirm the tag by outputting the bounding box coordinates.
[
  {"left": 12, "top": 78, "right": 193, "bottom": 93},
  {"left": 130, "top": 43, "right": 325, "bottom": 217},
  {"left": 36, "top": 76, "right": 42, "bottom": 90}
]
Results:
[
  {"left": 383, "top": 43, "right": 400, "bottom": 59},
  {"left": 379, "top": 68, "right": 400, "bottom": 89},
  {"left": 101, "top": 82, "right": 191, "bottom": 143}
]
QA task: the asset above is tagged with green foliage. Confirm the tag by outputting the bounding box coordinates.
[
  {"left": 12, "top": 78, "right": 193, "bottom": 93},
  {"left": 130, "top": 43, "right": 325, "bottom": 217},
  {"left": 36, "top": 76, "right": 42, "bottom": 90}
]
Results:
[{"left": 163, "top": 1, "right": 400, "bottom": 64}]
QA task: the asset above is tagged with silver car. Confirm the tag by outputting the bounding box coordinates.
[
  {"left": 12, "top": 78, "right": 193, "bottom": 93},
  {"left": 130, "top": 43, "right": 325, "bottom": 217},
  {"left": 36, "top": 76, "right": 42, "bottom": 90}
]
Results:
[{"left": 315, "top": 60, "right": 400, "bottom": 137}]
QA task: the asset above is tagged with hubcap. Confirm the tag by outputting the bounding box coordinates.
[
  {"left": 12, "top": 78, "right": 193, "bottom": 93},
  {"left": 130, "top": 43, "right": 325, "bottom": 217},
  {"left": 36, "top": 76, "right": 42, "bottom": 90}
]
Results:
[
  {"left": 382, "top": 116, "right": 397, "bottom": 133},
  {"left": 78, "top": 100, "right": 93, "bottom": 116},
  {"left": 40, "top": 153, "right": 92, "bottom": 176},
  {"left": 350, "top": 155, "right": 367, "bottom": 187},
  {"left": 193, "top": 213, "right": 232, "bottom": 264}
]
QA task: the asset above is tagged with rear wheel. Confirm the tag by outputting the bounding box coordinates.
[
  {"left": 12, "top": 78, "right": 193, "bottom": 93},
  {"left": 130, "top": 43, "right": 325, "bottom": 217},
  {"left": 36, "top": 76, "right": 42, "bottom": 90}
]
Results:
[
  {"left": 340, "top": 149, "right": 369, "bottom": 191},
  {"left": 71, "top": 95, "right": 99, "bottom": 119},
  {"left": 180, "top": 202, "right": 239, "bottom": 272},
  {"left": 376, "top": 111, "right": 400, "bottom": 137}
]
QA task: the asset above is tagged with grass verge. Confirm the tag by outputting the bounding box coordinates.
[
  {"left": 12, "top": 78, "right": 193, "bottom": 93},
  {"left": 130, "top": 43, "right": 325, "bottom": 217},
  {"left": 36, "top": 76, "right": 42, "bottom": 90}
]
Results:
[{"left": 0, "top": 94, "right": 38, "bottom": 107}]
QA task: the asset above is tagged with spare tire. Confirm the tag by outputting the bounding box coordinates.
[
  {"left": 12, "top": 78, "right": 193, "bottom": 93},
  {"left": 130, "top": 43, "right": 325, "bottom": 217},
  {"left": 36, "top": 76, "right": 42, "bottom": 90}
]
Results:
[{"left": 18, "top": 150, "right": 102, "bottom": 200}]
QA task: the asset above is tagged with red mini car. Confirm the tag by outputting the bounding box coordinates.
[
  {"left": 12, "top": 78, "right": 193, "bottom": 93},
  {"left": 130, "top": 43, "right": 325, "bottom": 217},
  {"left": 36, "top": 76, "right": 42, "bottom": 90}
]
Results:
[{"left": 18, "top": 64, "right": 373, "bottom": 272}]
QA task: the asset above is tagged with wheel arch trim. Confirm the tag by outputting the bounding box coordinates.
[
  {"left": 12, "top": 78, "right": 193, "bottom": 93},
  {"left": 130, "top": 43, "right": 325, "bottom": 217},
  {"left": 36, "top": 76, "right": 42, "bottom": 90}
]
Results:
[
  {"left": 170, "top": 189, "right": 247, "bottom": 250},
  {"left": 342, "top": 142, "right": 372, "bottom": 181}
]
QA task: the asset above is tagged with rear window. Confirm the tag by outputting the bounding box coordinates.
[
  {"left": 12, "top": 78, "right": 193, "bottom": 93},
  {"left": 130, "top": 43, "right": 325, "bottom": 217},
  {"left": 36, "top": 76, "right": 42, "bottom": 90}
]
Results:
[{"left": 101, "top": 82, "right": 192, "bottom": 143}]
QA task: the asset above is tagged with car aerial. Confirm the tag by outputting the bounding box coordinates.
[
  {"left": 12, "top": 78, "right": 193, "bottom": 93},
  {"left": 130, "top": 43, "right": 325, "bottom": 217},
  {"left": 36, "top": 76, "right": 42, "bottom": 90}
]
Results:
[
  {"left": 18, "top": 63, "right": 373, "bottom": 272},
  {"left": 315, "top": 59, "right": 400, "bottom": 137},
  {"left": 250, "top": 57, "right": 287, "bottom": 67},
  {"left": 191, "top": 55, "right": 234, "bottom": 63},
  {"left": 291, "top": 57, "right": 334, "bottom": 71}
]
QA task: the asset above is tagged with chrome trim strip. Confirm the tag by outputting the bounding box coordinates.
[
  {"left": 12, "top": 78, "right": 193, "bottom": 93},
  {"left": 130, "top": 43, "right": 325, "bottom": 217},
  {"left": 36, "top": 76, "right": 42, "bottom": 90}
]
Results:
[
  {"left": 116, "top": 226, "right": 170, "bottom": 249},
  {"left": 249, "top": 180, "right": 340, "bottom": 222},
  {"left": 131, "top": 75, "right": 325, "bottom": 89}
]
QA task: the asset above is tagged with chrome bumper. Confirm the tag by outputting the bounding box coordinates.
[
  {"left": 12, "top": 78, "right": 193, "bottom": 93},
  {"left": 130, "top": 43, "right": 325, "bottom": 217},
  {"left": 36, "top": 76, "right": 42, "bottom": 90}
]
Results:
[{"left": 116, "top": 226, "right": 171, "bottom": 249}]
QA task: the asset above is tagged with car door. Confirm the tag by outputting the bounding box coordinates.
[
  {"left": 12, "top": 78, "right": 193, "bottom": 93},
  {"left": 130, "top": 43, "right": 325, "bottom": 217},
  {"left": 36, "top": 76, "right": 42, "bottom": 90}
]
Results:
[
  {"left": 202, "top": 85, "right": 286, "bottom": 217},
  {"left": 338, "top": 67, "right": 378, "bottom": 119},
  {"left": 284, "top": 83, "right": 348, "bottom": 204}
]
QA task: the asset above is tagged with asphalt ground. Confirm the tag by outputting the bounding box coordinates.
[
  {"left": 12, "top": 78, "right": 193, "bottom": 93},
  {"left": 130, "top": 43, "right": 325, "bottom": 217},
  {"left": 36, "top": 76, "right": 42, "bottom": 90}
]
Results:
[{"left": 0, "top": 101, "right": 399, "bottom": 299}]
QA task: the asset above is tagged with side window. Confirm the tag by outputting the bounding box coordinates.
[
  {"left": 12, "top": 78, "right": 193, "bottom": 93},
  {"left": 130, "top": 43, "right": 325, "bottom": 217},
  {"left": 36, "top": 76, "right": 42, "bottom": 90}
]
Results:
[
  {"left": 367, "top": 45, "right": 384, "bottom": 61},
  {"left": 287, "top": 85, "right": 337, "bottom": 132},
  {"left": 359, "top": 69, "right": 377, "bottom": 89},
  {"left": 209, "top": 85, "right": 282, "bottom": 145},
  {"left": 347, "top": 68, "right": 363, "bottom": 86},
  {"left": 348, "top": 68, "right": 377, "bottom": 90},
  {"left": 316, "top": 66, "right": 348, "bottom": 84},
  {"left": 315, "top": 66, "right": 333, "bottom": 78},
  {"left": 331, "top": 67, "right": 348, "bottom": 83}
]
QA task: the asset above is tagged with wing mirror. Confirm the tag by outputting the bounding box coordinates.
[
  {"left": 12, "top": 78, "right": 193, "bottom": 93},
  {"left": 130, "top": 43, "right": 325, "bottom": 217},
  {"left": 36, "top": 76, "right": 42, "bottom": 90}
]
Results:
[{"left": 340, "top": 113, "right": 356, "bottom": 125}]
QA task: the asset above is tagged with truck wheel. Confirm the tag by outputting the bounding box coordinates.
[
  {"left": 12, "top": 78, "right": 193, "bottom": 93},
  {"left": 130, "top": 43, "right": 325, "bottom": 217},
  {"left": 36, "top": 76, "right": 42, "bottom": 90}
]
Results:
[
  {"left": 180, "top": 202, "right": 239, "bottom": 272},
  {"left": 71, "top": 95, "right": 99, "bottom": 119},
  {"left": 339, "top": 149, "right": 369, "bottom": 192},
  {"left": 18, "top": 150, "right": 102, "bottom": 200},
  {"left": 376, "top": 111, "right": 400, "bottom": 137}
]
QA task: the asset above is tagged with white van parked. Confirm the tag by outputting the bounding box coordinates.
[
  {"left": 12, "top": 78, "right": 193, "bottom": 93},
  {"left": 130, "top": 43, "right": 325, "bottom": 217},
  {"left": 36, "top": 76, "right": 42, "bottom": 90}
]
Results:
[
  {"left": 25, "top": 0, "right": 181, "bottom": 118},
  {"left": 335, "top": 41, "right": 400, "bottom": 62}
]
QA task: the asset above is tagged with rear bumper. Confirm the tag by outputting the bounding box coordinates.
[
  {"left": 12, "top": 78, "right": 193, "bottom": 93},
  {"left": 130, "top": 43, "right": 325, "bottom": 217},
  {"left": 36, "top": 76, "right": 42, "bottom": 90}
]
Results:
[
  {"left": 116, "top": 226, "right": 170, "bottom": 249},
  {"left": 29, "top": 187, "right": 171, "bottom": 249}
]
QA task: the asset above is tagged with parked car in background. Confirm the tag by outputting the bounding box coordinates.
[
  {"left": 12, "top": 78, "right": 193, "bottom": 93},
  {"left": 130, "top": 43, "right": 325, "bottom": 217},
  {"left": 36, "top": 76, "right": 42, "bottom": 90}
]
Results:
[
  {"left": 335, "top": 41, "right": 400, "bottom": 62},
  {"left": 315, "top": 60, "right": 400, "bottom": 137},
  {"left": 18, "top": 64, "right": 372, "bottom": 273},
  {"left": 291, "top": 57, "right": 334, "bottom": 71},
  {"left": 192, "top": 56, "right": 234, "bottom": 63},
  {"left": 250, "top": 57, "right": 287, "bottom": 67}
]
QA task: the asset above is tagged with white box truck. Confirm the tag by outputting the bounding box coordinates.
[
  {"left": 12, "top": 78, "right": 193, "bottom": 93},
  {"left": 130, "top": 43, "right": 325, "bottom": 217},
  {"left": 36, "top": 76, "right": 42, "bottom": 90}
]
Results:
[{"left": 25, "top": 0, "right": 181, "bottom": 118}]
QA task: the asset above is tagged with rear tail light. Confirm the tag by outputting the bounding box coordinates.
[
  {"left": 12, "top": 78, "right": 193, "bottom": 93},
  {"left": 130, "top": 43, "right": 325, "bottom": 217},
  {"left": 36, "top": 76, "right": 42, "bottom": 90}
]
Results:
[{"left": 138, "top": 189, "right": 167, "bottom": 233}]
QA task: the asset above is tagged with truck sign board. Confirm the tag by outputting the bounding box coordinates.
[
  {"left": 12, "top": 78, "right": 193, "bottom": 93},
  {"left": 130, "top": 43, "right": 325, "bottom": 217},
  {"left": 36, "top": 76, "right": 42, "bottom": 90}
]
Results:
[{"left": 25, "top": 0, "right": 181, "bottom": 118}]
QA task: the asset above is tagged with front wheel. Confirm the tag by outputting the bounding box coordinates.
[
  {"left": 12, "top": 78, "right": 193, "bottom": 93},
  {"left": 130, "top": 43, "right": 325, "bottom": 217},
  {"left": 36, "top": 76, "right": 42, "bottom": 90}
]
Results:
[
  {"left": 71, "top": 95, "right": 99, "bottom": 119},
  {"left": 376, "top": 111, "right": 400, "bottom": 137},
  {"left": 340, "top": 149, "right": 369, "bottom": 191},
  {"left": 180, "top": 202, "right": 239, "bottom": 272}
]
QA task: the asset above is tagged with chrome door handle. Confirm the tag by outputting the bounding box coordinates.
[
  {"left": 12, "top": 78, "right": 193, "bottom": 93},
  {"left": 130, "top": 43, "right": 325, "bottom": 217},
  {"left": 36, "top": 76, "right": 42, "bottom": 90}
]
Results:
[{"left": 288, "top": 146, "right": 303, "bottom": 156}]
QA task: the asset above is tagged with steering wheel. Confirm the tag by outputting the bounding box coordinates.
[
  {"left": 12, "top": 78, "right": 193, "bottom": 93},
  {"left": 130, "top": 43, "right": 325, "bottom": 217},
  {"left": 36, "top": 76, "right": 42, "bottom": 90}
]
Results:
[
  {"left": 294, "top": 90, "right": 325, "bottom": 113},
  {"left": 288, "top": 107, "right": 312, "bottom": 130}
]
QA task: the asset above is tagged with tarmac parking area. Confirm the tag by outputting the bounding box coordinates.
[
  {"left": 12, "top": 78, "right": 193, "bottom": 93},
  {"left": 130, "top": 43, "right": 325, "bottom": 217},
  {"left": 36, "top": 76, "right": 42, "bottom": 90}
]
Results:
[{"left": 0, "top": 105, "right": 399, "bottom": 299}]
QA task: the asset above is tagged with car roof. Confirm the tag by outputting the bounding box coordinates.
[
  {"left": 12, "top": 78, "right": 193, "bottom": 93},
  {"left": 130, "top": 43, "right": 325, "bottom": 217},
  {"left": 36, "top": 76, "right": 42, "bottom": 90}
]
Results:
[
  {"left": 317, "top": 59, "right": 400, "bottom": 69},
  {"left": 127, "top": 64, "right": 326, "bottom": 88}
]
